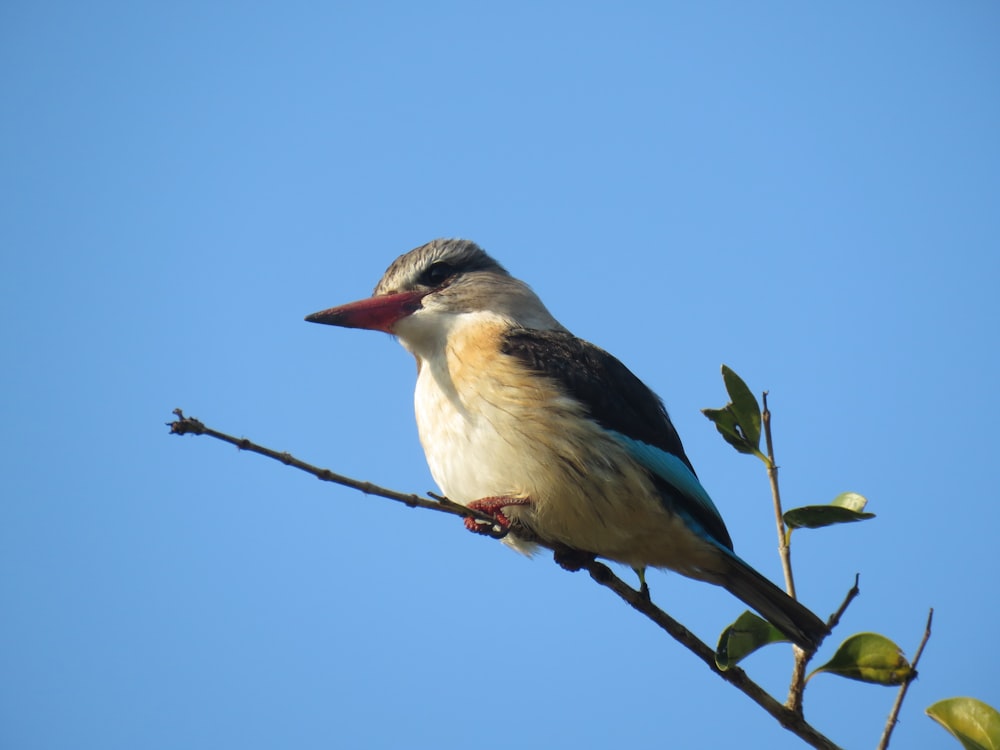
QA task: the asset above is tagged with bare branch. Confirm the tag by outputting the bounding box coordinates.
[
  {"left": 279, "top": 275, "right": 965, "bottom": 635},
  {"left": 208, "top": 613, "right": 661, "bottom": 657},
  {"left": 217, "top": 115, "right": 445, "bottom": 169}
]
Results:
[
  {"left": 580, "top": 561, "right": 842, "bottom": 749},
  {"left": 827, "top": 574, "right": 862, "bottom": 632},
  {"left": 876, "top": 608, "right": 934, "bottom": 750},
  {"left": 762, "top": 392, "right": 796, "bottom": 598},
  {"left": 168, "top": 409, "right": 503, "bottom": 535},
  {"left": 760, "top": 392, "right": 813, "bottom": 715},
  {"left": 168, "top": 409, "right": 843, "bottom": 750},
  {"left": 787, "top": 575, "right": 861, "bottom": 713}
]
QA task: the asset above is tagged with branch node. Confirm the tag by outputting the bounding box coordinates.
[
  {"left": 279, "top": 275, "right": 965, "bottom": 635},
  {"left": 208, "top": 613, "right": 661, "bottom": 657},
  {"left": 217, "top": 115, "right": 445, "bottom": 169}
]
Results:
[{"left": 168, "top": 408, "right": 205, "bottom": 435}]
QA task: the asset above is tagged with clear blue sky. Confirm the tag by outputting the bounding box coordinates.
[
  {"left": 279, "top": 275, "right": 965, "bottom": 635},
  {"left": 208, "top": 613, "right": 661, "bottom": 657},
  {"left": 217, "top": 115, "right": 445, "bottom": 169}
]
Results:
[{"left": 2, "top": 3, "right": 998, "bottom": 748}]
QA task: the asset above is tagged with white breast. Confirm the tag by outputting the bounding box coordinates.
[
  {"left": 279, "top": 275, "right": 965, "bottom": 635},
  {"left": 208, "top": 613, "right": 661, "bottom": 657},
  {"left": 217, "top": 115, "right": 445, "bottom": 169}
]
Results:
[{"left": 413, "top": 325, "right": 531, "bottom": 504}]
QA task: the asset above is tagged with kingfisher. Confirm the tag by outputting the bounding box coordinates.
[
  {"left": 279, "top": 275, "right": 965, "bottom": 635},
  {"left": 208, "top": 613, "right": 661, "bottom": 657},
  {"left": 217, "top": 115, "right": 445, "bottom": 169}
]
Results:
[{"left": 306, "top": 238, "right": 828, "bottom": 650}]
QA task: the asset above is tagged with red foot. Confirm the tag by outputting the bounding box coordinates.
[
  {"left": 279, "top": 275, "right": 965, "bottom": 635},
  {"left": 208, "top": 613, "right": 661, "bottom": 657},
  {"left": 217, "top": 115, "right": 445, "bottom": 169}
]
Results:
[{"left": 464, "top": 496, "right": 532, "bottom": 534}]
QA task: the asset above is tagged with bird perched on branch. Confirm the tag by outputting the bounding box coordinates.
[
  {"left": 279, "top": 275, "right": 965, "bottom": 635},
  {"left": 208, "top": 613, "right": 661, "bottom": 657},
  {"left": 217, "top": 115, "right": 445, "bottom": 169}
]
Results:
[{"left": 306, "top": 238, "right": 828, "bottom": 650}]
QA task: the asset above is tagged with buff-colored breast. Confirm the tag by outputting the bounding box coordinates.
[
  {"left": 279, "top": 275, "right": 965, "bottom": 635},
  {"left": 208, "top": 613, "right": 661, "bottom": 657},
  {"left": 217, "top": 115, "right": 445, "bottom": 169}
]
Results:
[{"left": 411, "top": 313, "right": 724, "bottom": 575}]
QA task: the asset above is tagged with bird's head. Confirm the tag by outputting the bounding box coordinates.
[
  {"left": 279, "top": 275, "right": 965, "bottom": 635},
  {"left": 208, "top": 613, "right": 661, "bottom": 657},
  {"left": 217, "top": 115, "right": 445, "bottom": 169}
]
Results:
[{"left": 306, "top": 239, "right": 563, "bottom": 356}]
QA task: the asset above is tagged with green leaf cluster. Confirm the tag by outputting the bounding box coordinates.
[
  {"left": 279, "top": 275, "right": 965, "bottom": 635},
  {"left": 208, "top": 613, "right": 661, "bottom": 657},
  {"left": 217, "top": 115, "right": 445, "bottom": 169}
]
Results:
[
  {"left": 705, "top": 365, "right": 998, "bottom": 748},
  {"left": 702, "top": 365, "right": 765, "bottom": 461}
]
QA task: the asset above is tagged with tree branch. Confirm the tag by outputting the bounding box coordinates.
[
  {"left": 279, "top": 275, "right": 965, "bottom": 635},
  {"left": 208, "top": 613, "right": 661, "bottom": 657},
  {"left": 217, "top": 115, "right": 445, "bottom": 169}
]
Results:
[
  {"left": 876, "top": 608, "right": 934, "bottom": 750},
  {"left": 826, "top": 574, "right": 861, "bottom": 633},
  {"left": 168, "top": 409, "right": 504, "bottom": 535},
  {"left": 168, "top": 408, "right": 842, "bottom": 750},
  {"left": 787, "top": 574, "right": 861, "bottom": 715},
  {"left": 762, "top": 392, "right": 795, "bottom": 598},
  {"left": 581, "top": 560, "right": 841, "bottom": 749},
  {"left": 761, "top": 392, "right": 814, "bottom": 714}
]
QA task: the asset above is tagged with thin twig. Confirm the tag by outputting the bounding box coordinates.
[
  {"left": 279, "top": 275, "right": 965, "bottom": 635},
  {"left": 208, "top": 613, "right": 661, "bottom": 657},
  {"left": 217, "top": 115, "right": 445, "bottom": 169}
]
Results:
[
  {"left": 762, "top": 392, "right": 795, "bottom": 598},
  {"left": 876, "top": 609, "right": 934, "bottom": 750},
  {"left": 168, "top": 409, "right": 503, "bottom": 535},
  {"left": 787, "top": 575, "right": 861, "bottom": 713},
  {"left": 827, "top": 574, "right": 861, "bottom": 632},
  {"left": 761, "top": 393, "right": 812, "bottom": 713},
  {"left": 168, "top": 409, "right": 843, "bottom": 750}
]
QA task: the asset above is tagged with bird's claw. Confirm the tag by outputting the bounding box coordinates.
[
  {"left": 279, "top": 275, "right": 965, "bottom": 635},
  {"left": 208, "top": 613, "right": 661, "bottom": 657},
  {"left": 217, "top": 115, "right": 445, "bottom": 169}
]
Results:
[
  {"left": 464, "top": 496, "right": 532, "bottom": 537},
  {"left": 633, "top": 566, "right": 651, "bottom": 601},
  {"left": 463, "top": 515, "right": 507, "bottom": 536}
]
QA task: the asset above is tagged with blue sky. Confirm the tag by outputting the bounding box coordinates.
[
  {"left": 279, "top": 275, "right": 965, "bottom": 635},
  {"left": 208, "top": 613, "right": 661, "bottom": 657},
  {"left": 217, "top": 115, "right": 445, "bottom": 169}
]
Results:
[{"left": 2, "top": 3, "right": 998, "bottom": 748}]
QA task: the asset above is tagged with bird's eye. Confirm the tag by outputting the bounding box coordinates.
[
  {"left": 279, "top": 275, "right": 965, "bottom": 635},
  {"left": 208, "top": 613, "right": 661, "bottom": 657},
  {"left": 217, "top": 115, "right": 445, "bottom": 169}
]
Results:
[{"left": 419, "top": 261, "right": 455, "bottom": 287}]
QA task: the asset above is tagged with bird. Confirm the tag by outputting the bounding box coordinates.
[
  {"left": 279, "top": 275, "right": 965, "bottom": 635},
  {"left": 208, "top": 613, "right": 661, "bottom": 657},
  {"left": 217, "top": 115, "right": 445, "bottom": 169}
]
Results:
[{"left": 305, "top": 238, "right": 829, "bottom": 650}]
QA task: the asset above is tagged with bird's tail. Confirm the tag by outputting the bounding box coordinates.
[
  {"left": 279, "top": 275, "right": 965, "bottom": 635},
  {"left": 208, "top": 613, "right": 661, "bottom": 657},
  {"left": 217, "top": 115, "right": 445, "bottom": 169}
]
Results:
[{"left": 720, "top": 555, "right": 829, "bottom": 651}]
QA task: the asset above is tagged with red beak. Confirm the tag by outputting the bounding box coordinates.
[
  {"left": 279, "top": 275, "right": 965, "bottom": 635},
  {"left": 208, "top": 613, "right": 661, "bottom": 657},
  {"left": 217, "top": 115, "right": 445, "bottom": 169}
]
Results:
[{"left": 305, "top": 290, "right": 427, "bottom": 333}]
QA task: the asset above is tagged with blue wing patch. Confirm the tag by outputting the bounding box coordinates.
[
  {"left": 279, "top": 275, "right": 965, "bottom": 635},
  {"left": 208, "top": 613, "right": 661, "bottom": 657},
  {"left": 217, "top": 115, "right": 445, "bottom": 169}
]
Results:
[
  {"left": 498, "top": 328, "right": 734, "bottom": 550},
  {"left": 611, "top": 430, "right": 732, "bottom": 550}
]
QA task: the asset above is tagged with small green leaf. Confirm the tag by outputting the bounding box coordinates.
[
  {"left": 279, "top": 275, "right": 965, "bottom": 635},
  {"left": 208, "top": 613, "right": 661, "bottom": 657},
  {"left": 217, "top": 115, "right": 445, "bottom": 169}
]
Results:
[
  {"left": 927, "top": 697, "right": 1000, "bottom": 750},
  {"left": 702, "top": 406, "right": 757, "bottom": 455},
  {"left": 716, "top": 611, "right": 788, "bottom": 670},
  {"left": 721, "top": 365, "right": 762, "bottom": 451},
  {"left": 702, "top": 365, "right": 767, "bottom": 460},
  {"left": 785, "top": 505, "right": 876, "bottom": 530},
  {"left": 808, "top": 632, "right": 911, "bottom": 685},
  {"left": 784, "top": 493, "right": 875, "bottom": 530},
  {"left": 830, "top": 491, "right": 870, "bottom": 513}
]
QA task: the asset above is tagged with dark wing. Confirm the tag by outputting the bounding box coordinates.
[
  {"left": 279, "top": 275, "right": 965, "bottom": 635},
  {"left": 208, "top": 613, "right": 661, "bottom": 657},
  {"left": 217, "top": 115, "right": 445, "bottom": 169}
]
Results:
[{"left": 500, "top": 328, "right": 733, "bottom": 550}]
